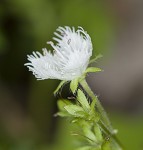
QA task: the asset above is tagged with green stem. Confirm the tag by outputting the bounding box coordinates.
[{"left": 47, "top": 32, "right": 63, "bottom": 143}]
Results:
[
  {"left": 80, "top": 79, "right": 113, "bottom": 131},
  {"left": 80, "top": 79, "right": 123, "bottom": 149}
]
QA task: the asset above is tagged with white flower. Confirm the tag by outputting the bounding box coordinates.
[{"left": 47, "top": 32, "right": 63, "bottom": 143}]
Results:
[{"left": 25, "top": 26, "right": 92, "bottom": 81}]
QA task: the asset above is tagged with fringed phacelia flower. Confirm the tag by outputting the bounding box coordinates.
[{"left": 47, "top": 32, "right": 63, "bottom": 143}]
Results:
[{"left": 25, "top": 26, "right": 93, "bottom": 81}]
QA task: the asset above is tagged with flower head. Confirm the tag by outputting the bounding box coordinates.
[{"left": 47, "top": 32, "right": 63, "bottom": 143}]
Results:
[{"left": 25, "top": 26, "right": 92, "bottom": 81}]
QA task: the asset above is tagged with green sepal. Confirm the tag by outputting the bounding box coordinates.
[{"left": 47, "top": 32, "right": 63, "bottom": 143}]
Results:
[
  {"left": 89, "top": 54, "right": 103, "bottom": 64},
  {"left": 64, "top": 105, "right": 85, "bottom": 118},
  {"left": 85, "top": 67, "right": 102, "bottom": 74},
  {"left": 54, "top": 80, "right": 68, "bottom": 95},
  {"left": 70, "top": 78, "right": 79, "bottom": 94},
  {"left": 77, "top": 89, "right": 90, "bottom": 112}
]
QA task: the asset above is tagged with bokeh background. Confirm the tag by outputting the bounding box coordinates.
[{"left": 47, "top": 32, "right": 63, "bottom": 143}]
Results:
[{"left": 0, "top": 0, "right": 143, "bottom": 150}]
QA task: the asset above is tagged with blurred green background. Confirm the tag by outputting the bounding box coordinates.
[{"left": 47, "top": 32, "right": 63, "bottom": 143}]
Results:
[{"left": 0, "top": 0, "right": 143, "bottom": 150}]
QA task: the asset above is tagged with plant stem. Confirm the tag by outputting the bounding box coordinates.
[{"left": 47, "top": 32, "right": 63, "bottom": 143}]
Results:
[
  {"left": 80, "top": 79, "right": 112, "bottom": 130},
  {"left": 80, "top": 79, "right": 123, "bottom": 149}
]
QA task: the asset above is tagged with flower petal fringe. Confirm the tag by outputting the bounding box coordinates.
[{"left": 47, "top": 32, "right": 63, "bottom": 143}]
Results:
[{"left": 25, "top": 26, "right": 92, "bottom": 81}]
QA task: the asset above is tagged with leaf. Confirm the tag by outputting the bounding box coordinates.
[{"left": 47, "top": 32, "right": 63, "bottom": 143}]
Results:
[
  {"left": 81, "top": 120, "right": 97, "bottom": 142},
  {"left": 102, "top": 141, "right": 111, "bottom": 150},
  {"left": 94, "top": 124, "right": 103, "bottom": 142},
  {"left": 54, "top": 80, "right": 68, "bottom": 95},
  {"left": 76, "top": 146, "right": 101, "bottom": 150},
  {"left": 76, "top": 146, "right": 92, "bottom": 150},
  {"left": 77, "top": 89, "right": 90, "bottom": 112},
  {"left": 70, "top": 78, "right": 79, "bottom": 94},
  {"left": 85, "top": 67, "right": 102, "bottom": 74},
  {"left": 57, "top": 99, "right": 73, "bottom": 111},
  {"left": 64, "top": 105, "right": 85, "bottom": 117},
  {"left": 89, "top": 54, "right": 103, "bottom": 64},
  {"left": 56, "top": 112, "right": 71, "bottom": 117},
  {"left": 57, "top": 99, "right": 76, "bottom": 117}
]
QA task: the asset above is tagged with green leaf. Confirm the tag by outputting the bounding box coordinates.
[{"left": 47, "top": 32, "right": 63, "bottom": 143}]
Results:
[
  {"left": 76, "top": 146, "right": 92, "bottom": 150},
  {"left": 102, "top": 141, "right": 111, "bottom": 150},
  {"left": 76, "top": 146, "right": 101, "bottom": 150},
  {"left": 64, "top": 105, "right": 85, "bottom": 117},
  {"left": 94, "top": 124, "right": 103, "bottom": 142},
  {"left": 77, "top": 89, "right": 90, "bottom": 112},
  {"left": 85, "top": 67, "right": 102, "bottom": 74},
  {"left": 70, "top": 78, "right": 79, "bottom": 94},
  {"left": 57, "top": 99, "right": 75, "bottom": 117},
  {"left": 90, "top": 98, "right": 97, "bottom": 113},
  {"left": 57, "top": 99, "right": 73, "bottom": 111},
  {"left": 56, "top": 112, "right": 71, "bottom": 117},
  {"left": 54, "top": 80, "right": 68, "bottom": 95},
  {"left": 89, "top": 54, "right": 103, "bottom": 64},
  {"left": 81, "top": 121, "right": 97, "bottom": 142}
]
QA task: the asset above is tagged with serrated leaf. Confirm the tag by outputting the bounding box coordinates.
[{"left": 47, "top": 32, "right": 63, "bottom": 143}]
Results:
[
  {"left": 85, "top": 67, "right": 102, "bottom": 74},
  {"left": 89, "top": 54, "right": 103, "bottom": 64},
  {"left": 70, "top": 78, "right": 79, "bottom": 94},
  {"left": 77, "top": 89, "right": 90, "bottom": 112},
  {"left": 64, "top": 105, "right": 85, "bottom": 117},
  {"left": 54, "top": 80, "right": 68, "bottom": 95}
]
